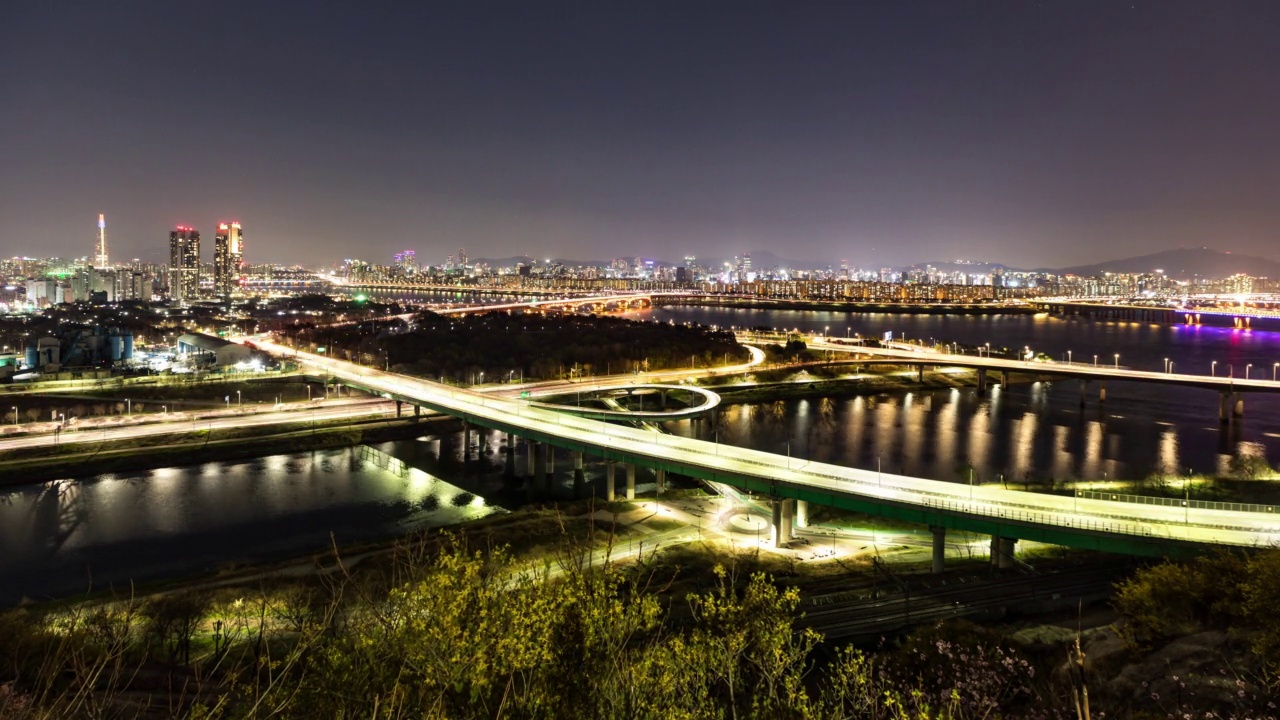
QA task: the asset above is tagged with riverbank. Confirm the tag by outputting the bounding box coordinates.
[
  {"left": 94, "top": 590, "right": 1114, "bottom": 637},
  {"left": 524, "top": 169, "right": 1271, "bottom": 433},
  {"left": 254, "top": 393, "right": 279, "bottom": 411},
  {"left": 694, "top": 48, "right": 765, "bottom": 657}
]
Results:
[{"left": 0, "top": 415, "right": 439, "bottom": 485}]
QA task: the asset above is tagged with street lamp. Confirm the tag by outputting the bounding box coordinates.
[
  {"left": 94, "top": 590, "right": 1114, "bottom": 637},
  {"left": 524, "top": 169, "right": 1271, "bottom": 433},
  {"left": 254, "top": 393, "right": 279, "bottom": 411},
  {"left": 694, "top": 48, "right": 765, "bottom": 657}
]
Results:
[
  {"left": 1114, "top": 353, "right": 1120, "bottom": 369},
  {"left": 9, "top": 406, "right": 16, "bottom": 426},
  {"left": 1093, "top": 354, "right": 1098, "bottom": 367},
  {"left": 1212, "top": 360, "right": 1217, "bottom": 376},
  {"left": 1274, "top": 362, "right": 1279, "bottom": 381},
  {"left": 1067, "top": 350, "right": 1072, "bottom": 364},
  {"left": 1246, "top": 363, "right": 1252, "bottom": 380},
  {"left": 237, "top": 390, "right": 242, "bottom": 407}
]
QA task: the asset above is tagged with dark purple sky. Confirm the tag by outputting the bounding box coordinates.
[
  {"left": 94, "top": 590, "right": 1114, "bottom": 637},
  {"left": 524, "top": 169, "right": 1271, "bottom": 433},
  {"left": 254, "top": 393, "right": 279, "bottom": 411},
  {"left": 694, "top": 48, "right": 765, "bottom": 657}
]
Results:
[{"left": 3, "top": 1, "right": 1278, "bottom": 268}]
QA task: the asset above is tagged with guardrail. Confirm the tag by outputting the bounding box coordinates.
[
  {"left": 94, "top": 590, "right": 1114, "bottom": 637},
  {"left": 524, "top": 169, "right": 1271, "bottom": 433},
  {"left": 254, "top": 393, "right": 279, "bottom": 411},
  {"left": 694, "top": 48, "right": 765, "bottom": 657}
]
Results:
[{"left": 1077, "top": 490, "right": 1277, "bottom": 514}]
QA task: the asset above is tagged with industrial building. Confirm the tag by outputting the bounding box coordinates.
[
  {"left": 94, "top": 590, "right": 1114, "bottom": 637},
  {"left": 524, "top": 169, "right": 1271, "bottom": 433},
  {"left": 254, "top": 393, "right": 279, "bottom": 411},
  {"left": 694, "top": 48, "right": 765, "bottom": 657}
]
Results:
[{"left": 176, "top": 332, "right": 253, "bottom": 367}]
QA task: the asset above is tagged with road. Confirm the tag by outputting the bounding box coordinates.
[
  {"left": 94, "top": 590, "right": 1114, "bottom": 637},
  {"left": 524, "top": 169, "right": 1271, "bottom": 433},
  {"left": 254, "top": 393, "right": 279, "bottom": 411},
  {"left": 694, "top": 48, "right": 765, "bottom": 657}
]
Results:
[
  {"left": 0, "top": 399, "right": 397, "bottom": 452},
  {"left": 245, "top": 338, "right": 1280, "bottom": 554},
  {"left": 796, "top": 335, "right": 1280, "bottom": 393}
]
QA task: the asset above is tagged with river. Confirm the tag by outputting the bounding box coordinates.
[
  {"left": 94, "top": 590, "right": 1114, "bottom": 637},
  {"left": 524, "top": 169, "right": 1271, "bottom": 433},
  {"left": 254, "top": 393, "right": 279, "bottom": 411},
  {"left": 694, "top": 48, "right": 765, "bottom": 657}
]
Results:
[
  {"left": 648, "top": 305, "right": 1280, "bottom": 493},
  {"left": 0, "top": 446, "right": 500, "bottom": 605}
]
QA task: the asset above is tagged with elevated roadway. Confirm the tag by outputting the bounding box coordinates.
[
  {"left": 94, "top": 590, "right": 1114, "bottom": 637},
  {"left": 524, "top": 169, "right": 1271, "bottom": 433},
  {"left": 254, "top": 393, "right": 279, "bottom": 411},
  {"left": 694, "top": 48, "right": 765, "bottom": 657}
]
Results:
[{"left": 247, "top": 338, "right": 1280, "bottom": 559}]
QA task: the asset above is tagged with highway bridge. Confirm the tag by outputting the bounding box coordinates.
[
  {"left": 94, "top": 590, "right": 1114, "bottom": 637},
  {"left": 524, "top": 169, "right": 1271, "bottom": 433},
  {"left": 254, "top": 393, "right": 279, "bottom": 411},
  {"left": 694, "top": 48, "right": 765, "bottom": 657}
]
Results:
[
  {"left": 792, "top": 335, "right": 1280, "bottom": 423},
  {"left": 249, "top": 338, "right": 1280, "bottom": 565}
]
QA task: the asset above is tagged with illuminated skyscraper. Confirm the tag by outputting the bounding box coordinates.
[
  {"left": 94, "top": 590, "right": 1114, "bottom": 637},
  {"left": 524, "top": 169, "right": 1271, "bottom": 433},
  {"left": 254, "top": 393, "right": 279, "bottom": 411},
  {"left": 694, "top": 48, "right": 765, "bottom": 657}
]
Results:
[
  {"left": 214, "top": 221, "right": 244, "bottom": 297},
  {"left": 168, "top": 226, "right": 201, "bottom": 303},
  {"left": 94, "top": 214, "right": 109, "bottom": 267}
]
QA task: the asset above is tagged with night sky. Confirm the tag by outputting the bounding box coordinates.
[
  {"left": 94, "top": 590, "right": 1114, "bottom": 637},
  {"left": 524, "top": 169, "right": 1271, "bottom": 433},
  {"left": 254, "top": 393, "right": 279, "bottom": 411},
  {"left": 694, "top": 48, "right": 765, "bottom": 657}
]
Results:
[{"left": 3, "top": 1, "right": 1278, "bottom": 268}]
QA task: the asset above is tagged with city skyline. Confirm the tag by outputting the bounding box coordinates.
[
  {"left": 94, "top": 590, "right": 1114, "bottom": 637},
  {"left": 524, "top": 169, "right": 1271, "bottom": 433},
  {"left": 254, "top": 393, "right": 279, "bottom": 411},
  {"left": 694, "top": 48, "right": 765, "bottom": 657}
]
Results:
[{"left": 4, "top": 2, "right": 1280, "bottom": 267}]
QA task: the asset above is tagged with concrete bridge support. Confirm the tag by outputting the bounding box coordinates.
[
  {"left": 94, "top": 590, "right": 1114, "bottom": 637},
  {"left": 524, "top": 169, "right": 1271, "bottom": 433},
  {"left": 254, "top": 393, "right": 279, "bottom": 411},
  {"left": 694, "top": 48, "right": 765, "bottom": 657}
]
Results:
[
  {"left": 396, "top": 400, "right": 403, "bottom": 417},
  {"left": 462, "top": 421, "right": 471, "bottom": 461},
  {"left": 976, "top": 368, "right": 987, "bottom": 393},
  {"left": 1000, "top": 371, "right": 1010, "bottom": 387},
  {"left": 413, "top": 405, "right": 420, "bottom": 420},
  {"left": 534, "top": 442, "right": 548, "bottom": 496},
  {"left": 771, "top": 498, "right": 795, "bottom": 548},
  {"left": 931, "top": 526, "right": 946, "bottom": 574},
  {"left": 1098, "top": 382, "right": 1107, "bottom": 403},
  {"left": 625, "top": 464, "right": 636, "bottom": 500},
  {"left": 990, "top": 536, "right": 1018, "bottom": 569},
  {"left": 917, "top": 364, "right": 925, "bottom": 383},
  {"left": 1220, "top": 391, "right": 1232, "bottom": 424},
  {"left": 605, "top": 462, "right": 616, "bottom": 501},
  {"left": 795, "top": 500, "right": 808, "bottom": 529},
  {"left": 526, "top": 440, "right": 537, "bottom": 478},
  {"left": 1234, "top": 393, "right": 1245, "bottom": 419},
  {"left": 504, "top": 433, "right": 515, "bottom": 478},
  {"left": 573, "top": 451, "right": 586, "bottom": 498},
  {"left": 655, "top": 468, "right": 666, "bottom": 496},
  {"left": 1078, "top": 380, "right": 1087, "bottom": 407}
]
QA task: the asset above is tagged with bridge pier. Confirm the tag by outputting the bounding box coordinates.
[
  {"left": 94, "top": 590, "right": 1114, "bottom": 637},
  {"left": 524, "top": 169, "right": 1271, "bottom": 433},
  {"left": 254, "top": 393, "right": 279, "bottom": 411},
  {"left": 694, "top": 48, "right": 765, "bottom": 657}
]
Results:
[
  {"left": 931, "top": 526, "right": 946, "bottom": 574},
  {"left": 526, "top": 440, "right": 537, "bottom": 478},
  {"left": 396, "top": 400, "right": 402, "bottom": 417},
  {"left": 795, "top": 500, "right": 808, "bottom": 529},
  {"left": 917, "top": 364, "right": 925, "bottom": 383},
  {"left": 504, "top": 433, "right": 515, "bottom": 478},
  {"left": 1219, "top": 391, "right": 1232, "bottom": 424},
  {"left": 976, "top": 368, "right": 987, "bottom": 393},
  {"left": 655, "top": 468, "right": 666, "bottom": 496},
  {"left": 413, "top": 405, "right": 420, "bottom": 420},
  {"left": 626, "top": 464, "right": 636, "bottom": 500},
  {"left": 534, "top": 442, "right": 548, "bottom": 496},
  {"left": 1078, "top": 380, "right": 1087, "bottom": 407},
  {"left": 990, "top": 536, "right": 1018, "bottom": 569},
  {"left": 462, "top": 420, "right": 471, "bottom": 461},
  {"left": 605, "top": 462, "right": 616, "bottom": 501},
  {"left": 1098, "top": 382, "right": 1107, "bottom": 403},
  {"left": 1000, "top": 371, "right": 1010, "bottom": 387},
  {"left": 1234, "top": 393, "right": 1245, "bottom": 419},
  {"left": 771, "top": 499, "right": 795, "bottom": 548},
  {"left": 573, "top": 451, "right": 585, "bottom": 498},
  {"left": 782, "top": 498, "right": 794, "bottom": 543}
]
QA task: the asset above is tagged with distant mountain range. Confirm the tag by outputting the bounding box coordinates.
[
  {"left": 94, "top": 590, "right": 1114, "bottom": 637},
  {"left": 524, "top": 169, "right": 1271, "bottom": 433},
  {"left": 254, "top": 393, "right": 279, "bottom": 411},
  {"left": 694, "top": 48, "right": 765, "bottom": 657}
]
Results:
[{"left": 1045, "top": 248, "right": 1280, "bottom": 279}]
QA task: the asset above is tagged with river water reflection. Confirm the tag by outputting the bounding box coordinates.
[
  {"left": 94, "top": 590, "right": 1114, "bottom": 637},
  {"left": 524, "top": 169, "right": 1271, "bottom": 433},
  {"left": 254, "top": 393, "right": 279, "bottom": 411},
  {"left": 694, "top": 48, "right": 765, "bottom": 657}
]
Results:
[
  {"left": 650, "top": 305, "right": 1280, "bottom": 491},
  {"left": 0, "top": 446, "right": 499, "bottom": 605}
]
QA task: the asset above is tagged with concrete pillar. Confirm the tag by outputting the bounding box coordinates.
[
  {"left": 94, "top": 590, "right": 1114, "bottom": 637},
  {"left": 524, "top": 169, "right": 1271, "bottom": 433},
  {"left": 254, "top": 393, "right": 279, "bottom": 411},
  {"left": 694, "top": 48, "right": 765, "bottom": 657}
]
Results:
[
  {"left": 930, "top": 526, "right": 946, "bottom": 574},
  {"left": 547, "top": 448, "right": 555, "bottom": 475},
  {"left": 504, "top": 433, "right": 515, "bottom": 478},
  {"left": 534, "top": 442, "right": 547, "bottom": 495},
  {"left": 1220, "top": 391, "right": 1232, "bottom": 424},
  {"left": 771, "top": 499, "right": 784, "bottom": 548},
  {"left": 605, "top": 462, "right": 616, "bottom": 501},
  {"left": 655, "top": 468, "right": 666, "bottom": 496},
  {"left": 396, "top": 400, "right": 402, "bottom": 417},
  {"left": 1078, "top": 380, "right": 1086, "bottom": 407},
  {"left": 999, "top": 538, "right": 1017, "bottom": 569},
  {"left": 625, "top": 464, "right": 636, "bottom": 500},
  {"left": 462, "top": 420, "right": 471, "bottom": 460},
  {"left": 990, "top": 536, "right": 1017, "bottom": 569},
  {"left": 917, "top": 364, "right": 925, "bottom": 383},
  {"left": 1233, "top": 393, "right": 1245, "bottom": 418},
  {"left": 1001, "top": 371, "right": 1010, "bottom": 387},
  {"left": 573, "top": 451, "right": 585, "bottom": 498},
  {"left": 976, "top": 368, "right": 987, "bottom": 393},
  {"left": 660, "top": 391, "right": 667, "bottom": 410},
  {"left": 413, "top": 404, "right": 420, "bottom": 419},
  {"left": 526, "top": 440, "right": 537, "bottom": 477},
  {"left": 795, "top": 500, "right": 808, "bottom": 528},
  {"left": 1098, "top": 382, "right": 1107, "bottom": 403},
  {"left": 781, "top": 498, "right": 795, "bottom": 541}
]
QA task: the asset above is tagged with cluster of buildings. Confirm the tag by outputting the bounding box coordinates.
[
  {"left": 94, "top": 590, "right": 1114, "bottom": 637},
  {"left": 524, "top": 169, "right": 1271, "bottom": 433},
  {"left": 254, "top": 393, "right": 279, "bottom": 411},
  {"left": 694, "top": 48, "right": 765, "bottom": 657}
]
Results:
[{"left": 1, "top": 215, "right": 248, "bottom": 311}]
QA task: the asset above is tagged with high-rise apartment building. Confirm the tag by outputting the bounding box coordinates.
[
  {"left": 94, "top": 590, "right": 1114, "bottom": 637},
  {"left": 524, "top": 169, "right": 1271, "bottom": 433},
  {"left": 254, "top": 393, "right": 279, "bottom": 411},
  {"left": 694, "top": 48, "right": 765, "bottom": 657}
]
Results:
[
  {"left": 94, "top": 214, "right": 109, "bottom": 268},
  {"left": 168, "top": 226, "right": 201, "bottom": 303},
  {"left": 213, "top": 221, "right": 244, "bottom": 297}
]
